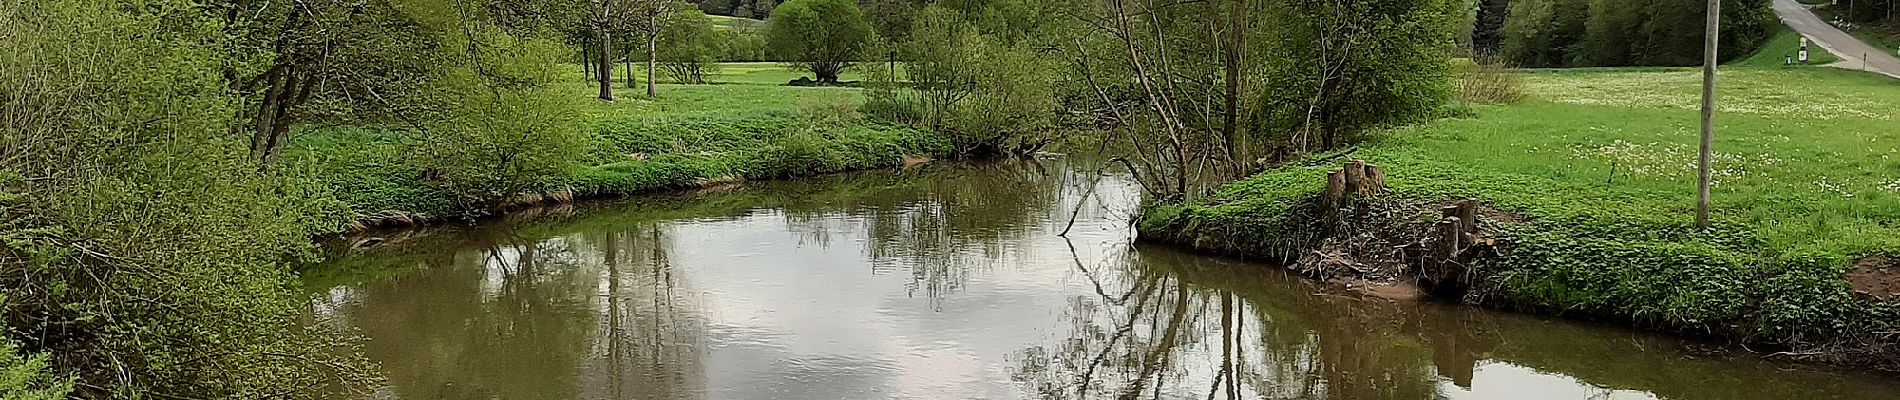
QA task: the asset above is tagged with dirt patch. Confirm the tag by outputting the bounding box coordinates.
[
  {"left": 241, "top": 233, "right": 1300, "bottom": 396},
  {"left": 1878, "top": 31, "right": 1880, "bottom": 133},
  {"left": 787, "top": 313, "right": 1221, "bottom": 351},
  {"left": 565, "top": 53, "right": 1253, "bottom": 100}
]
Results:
[{"left": 1846, "top": 256, "right": 1900, "bottom": 301}]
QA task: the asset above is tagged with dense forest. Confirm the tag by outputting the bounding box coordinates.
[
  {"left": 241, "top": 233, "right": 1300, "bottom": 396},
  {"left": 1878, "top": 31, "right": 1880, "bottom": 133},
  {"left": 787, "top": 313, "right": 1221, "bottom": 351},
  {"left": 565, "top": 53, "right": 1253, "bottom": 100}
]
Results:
[{"left": 1481, "top": 0, "right": 1776, "bottom": 67}]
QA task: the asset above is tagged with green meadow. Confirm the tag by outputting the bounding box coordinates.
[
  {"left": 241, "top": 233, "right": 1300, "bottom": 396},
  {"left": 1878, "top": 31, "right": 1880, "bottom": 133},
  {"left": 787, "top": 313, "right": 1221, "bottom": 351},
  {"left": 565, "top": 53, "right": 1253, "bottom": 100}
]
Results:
[{"left": 283, "top": 62, "right": 939, "bottom": 230}]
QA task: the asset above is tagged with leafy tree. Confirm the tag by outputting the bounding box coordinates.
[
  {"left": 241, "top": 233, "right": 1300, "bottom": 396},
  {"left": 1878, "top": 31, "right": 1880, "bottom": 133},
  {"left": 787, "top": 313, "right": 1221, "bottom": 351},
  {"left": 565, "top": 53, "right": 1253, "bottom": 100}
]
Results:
[
  {"left": 405, "top": 0, "right": 588, "bottom": 212},
  {"left": 898, "top": 6, "right": 984, "bottom": 130},
  {"left": 210, "top": 0, "right": 443, "bottom": 173},
  {"left": 1500, "top": 0, "right": 1590, "bottom": 67},
  {"left": 1259, "top": 0, "right": 1460, "bottom": 150},
  {"left": 764, "top": 0, "right": 874, "bottom": 83},
  {"left": 719, "top": 29, "right": 772, "bottom": 61},
  {"left": 622, "top": 0, "right": 695, "bottom": 97},
  {"left": 862, "top": 0, "right": 924, "bottom": 40},
  {"left": 863, "top": 4, "right": 1058, "bottom": 156},
  {"left": 660, "top": 8, "right": 725, "bottom": 83}
]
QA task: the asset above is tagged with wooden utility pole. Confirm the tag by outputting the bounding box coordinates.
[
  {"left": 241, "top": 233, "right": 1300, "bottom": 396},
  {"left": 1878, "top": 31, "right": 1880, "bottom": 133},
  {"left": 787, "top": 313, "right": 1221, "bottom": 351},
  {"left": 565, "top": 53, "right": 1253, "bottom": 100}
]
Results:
[{"left": 1697, "top": 0, "right": 1720, "bottom": 229}]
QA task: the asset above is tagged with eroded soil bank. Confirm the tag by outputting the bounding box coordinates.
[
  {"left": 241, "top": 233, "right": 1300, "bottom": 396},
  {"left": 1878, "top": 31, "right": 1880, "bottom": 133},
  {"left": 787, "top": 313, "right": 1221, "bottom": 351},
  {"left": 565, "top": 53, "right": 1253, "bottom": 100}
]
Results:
[{"left": 1139, "top": 159, "right": 1900, "bottom": 371}]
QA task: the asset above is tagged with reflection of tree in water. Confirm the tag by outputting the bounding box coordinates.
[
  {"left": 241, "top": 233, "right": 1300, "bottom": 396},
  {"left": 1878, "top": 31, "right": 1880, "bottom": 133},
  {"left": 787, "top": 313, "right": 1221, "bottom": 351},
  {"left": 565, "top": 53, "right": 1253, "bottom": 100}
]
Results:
[
  {"left": 870, "top": 161, "right": 1064, "bottom": 305},
  {"left": 326, "top": 228, "right": 601, "bottom": 399},
  {"left": 879, "top": 161, "right": 1079, "bottom": 305},
  {"left": 581, "top": 225, "right": 706, "bottom": 400},
  {"left": 315, "top": 220, "right": 709, "bottom": 399},
  {"left": 1010, "top": 245, "right": 1495, "bottom": 400},
  {"left": 759, "top": 159, "right": 1076, "bottom": 306}
]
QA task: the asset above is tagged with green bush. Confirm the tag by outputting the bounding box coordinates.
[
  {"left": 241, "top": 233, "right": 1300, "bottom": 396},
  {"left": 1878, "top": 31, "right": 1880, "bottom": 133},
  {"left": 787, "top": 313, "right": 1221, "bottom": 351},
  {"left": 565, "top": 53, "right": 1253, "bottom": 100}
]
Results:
[
  {"left": 0, "top": 0, "right": 373, "bottom": 396},
  {"left": 661, "top": 8, "right": 724, "bottom": 84},
  {"left": 866, "top": 5, "right": 1059, "bottom": 155},
  {"left": 1255, "top": 0, "right": 1460, "bottom": 149},
  {"left": 411, "top": 33, "right": 586, "bottom": 212},
  {"left": 765, "top": 0, "right": 875, "bottom": 83},
  {"left": 1, "top": 297, "right": 70, "bottom": 400}
]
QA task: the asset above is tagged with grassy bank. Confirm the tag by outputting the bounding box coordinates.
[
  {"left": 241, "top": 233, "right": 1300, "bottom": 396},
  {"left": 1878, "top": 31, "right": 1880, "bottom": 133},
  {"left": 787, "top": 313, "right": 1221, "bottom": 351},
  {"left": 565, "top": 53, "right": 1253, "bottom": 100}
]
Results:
[
  {"left": 1734, "top": 28, "right": 1842, "bottom": 67},
  {"left": 284, "top": 63, "right": 948, "bottom": 232},
  {"left": 1141, "top": 65, "right": 1900, "bottom": 366}
]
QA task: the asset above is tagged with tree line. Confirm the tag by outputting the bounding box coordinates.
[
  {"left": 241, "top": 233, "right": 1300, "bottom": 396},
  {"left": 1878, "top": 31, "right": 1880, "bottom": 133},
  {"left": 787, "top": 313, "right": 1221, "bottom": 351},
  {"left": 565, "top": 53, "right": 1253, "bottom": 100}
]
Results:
[
  {"left": 1836, "top": 0, "right": 1898, "bottom": 27},
  {"left": 1473, "top": 0, "right": 1776, "bottom": 67}
]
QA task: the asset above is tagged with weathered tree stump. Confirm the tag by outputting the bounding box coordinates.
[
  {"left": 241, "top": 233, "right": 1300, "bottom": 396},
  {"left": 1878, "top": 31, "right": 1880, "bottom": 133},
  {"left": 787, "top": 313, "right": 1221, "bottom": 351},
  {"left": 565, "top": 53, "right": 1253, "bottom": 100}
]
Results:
[
  {"left": 1420, "top": 199, "right": 1489, "bottom": 297},
  {"left": 1322, "top": 160, "right": 1387, "bottom": 212},
  {"left": 1325, "top": 170, "right": 1348, "bottom": 210}
]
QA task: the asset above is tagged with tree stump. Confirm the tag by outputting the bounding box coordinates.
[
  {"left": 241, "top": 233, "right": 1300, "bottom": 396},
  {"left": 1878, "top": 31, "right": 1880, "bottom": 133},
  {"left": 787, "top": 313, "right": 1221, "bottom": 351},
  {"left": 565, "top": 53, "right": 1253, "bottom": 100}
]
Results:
[
  {"left": 1422, "top": 199, "right": 1488, "bottom": 297},
  {"left": 1322, "top": 160, "right": 1387, "bottom": 211}
]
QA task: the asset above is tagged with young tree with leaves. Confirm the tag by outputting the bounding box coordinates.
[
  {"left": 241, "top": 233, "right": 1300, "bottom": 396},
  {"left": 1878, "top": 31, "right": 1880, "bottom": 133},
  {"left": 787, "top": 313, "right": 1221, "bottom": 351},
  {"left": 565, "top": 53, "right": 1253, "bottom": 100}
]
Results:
[
  {"left": 764, "top": 0, "right": 874, "bottom": 83},
  {"left": 660, "top": 8, "right": 724, "bottom": 84},
  {"left": 628, "top": 0, "right": 693, "bottom": 97}
]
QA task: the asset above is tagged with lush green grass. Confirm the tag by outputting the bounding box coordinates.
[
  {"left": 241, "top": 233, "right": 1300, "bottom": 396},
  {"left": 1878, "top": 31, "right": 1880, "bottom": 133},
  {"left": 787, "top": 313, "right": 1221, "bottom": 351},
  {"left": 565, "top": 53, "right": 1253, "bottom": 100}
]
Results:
[
  {"left": 1735, "top": 28, "right": 1841, "bottom": 67},
  {"left": 707, "top": 14, "right": 763, "bottom": 31},
  {"left": 283, "top": 62, "right": 947, "bottom": 228},
  {"left": 1144, "top": 66, "right": 1900, "bottom": 356}
]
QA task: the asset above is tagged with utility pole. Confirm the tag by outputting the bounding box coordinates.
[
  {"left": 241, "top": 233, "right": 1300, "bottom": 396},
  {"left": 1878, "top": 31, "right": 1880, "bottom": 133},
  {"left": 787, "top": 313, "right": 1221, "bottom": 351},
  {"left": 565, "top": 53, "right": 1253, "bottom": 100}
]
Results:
[{"left": 1697, "top": 0, "right": 1720, "bottom": 229}]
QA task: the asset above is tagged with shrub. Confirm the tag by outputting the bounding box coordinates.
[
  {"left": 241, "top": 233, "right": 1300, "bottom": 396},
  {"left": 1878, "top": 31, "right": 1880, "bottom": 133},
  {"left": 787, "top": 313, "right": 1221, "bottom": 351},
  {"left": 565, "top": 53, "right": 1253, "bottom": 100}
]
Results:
[
  {"left": 660, "top": 8, "right": 723, "bottom": 84},
  {"left": 867, "top": 5, "right": 1058, "bottom": 156},
  {"left": 0, "top": 0, "right": 373, "bottom": 396},
  {"left": 1454, "top": 56, "right": 1526, "bottom": 104},
  {"left": 1, "top": 298, "right": 71, "bottom": 400},
  {"left": 764, "top": 0, "right": 875, "bottom": 83},
  {"left": 411, "top": 33, "right": 585, "bottom": 212}
]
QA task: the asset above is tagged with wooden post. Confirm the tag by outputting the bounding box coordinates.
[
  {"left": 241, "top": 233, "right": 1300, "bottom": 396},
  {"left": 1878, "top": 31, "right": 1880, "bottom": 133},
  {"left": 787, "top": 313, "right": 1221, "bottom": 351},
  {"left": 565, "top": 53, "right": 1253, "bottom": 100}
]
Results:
[{"left": 1696, "top": 0, "right": 1719, "bottom": 229}]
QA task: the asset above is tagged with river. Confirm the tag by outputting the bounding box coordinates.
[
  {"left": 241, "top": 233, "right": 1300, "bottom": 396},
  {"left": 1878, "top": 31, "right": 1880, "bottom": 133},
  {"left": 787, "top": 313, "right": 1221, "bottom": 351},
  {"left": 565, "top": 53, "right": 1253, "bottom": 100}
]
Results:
[{"left": 304, "top": 155, "right": 1900, "bottom": 399}]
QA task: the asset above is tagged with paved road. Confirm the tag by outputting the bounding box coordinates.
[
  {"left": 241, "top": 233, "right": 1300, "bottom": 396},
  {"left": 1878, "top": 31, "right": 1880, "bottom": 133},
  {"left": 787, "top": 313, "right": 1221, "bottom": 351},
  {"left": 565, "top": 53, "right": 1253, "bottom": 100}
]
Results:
[{"left": 1772, "top": 0, "right": 1900, "bottom": 79}]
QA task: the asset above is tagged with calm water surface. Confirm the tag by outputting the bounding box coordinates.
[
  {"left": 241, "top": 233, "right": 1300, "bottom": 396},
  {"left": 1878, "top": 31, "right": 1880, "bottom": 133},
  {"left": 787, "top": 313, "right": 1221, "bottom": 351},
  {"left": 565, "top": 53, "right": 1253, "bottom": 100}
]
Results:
[{"left": 306, "top": 156, "right": 1900, "bottom": 399}]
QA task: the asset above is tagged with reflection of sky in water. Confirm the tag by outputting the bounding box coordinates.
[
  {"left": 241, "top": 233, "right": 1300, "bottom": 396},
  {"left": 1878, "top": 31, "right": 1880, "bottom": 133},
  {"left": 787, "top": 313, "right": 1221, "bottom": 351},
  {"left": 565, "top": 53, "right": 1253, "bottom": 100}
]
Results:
[
  {"left": 307, "top": 158, "right": 1900, "bottom": 400},
  {"left": 1443, "top": 362, "right": 1657, "bottom": 400},
  {"left": 674, "top": 205, "right": 1119, "bottom": 399}
]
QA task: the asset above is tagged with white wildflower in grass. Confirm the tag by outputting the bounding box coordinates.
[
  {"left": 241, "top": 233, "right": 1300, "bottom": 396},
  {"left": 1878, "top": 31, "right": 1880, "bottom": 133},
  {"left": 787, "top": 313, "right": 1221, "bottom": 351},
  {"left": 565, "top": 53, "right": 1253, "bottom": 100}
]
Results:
[
  {"left": 1812, "top": 176, "right": 1864, "bottom": 198},
  {"left": 1569, "top": 140, "right": 1765, "bottom": 185},
  {"left": 1525, "top": 70, "right": 1893, "bottom": 121},
  {"left": 1881, "top": 179, "right": 1900, "bottom": 193}
]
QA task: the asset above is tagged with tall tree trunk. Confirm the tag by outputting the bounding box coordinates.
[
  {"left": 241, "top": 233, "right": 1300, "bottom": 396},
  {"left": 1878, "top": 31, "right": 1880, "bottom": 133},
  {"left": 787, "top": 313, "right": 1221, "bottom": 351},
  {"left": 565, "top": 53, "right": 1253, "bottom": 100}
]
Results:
[
  {"left": 582, "top": 43, "right": 594, "bottom": 83},
  {"left": 646, "top": 31, "right": 658, "bottom": 98},
  {"left": 1220, "top": 0, "right": 1246, "bottom": 177},
  {"left": 597, "top": 23, "right": 615, "bottom": 101}
]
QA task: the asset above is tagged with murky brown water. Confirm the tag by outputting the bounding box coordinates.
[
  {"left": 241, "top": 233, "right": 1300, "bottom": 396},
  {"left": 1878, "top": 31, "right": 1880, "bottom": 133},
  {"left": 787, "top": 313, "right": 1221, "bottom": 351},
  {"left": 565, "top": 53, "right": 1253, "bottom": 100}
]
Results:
[{"left": 305, "top": 155, "right": 1900, "bottom": 399}]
